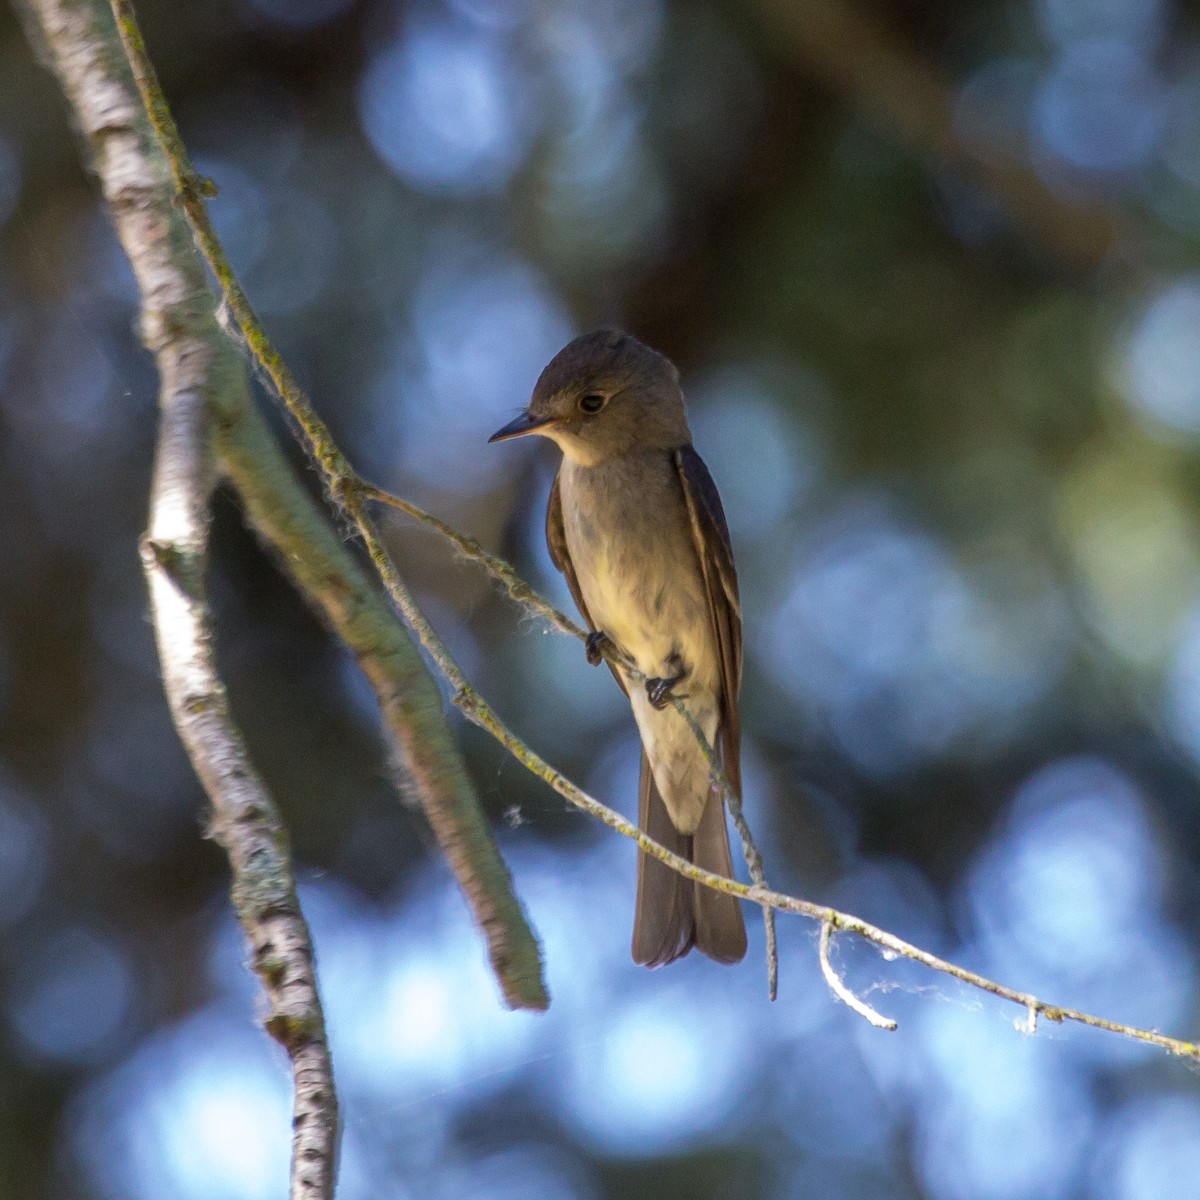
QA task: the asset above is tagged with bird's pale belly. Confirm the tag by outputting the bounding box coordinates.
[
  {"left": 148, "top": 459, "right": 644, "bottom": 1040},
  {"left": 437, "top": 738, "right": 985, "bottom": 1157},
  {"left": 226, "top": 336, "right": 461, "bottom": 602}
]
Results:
[{"left": 559, "top": 459, "right": 717, "bottom": 693}]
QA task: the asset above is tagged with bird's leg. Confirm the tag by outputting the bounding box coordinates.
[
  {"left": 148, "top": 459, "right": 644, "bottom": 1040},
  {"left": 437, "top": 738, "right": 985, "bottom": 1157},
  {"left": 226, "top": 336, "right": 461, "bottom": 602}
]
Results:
[
  {"left": 646, "top": 667, "right": 687, "bottom": 710},
  {"left": 585, "top": 630, "right": 611, "bottom": 666}
]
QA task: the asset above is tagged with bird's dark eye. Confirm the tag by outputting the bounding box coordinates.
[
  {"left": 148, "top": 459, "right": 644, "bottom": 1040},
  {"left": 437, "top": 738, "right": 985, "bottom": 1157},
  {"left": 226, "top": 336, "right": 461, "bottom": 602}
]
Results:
[{"left": 579, "top": 394, "right": 605, "bottom": 414}]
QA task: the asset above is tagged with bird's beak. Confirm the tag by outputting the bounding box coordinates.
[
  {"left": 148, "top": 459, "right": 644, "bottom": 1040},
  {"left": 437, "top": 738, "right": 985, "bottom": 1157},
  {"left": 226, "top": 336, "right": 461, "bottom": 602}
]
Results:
[{"left": 487, "top": 410, "right": 558, "bottom": 443}]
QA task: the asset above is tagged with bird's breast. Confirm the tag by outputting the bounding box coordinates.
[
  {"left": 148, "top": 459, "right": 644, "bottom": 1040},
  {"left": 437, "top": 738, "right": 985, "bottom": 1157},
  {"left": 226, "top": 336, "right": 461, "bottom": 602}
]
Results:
[{"left": 559, "top": 454, "right": 716, "bottom": 691}]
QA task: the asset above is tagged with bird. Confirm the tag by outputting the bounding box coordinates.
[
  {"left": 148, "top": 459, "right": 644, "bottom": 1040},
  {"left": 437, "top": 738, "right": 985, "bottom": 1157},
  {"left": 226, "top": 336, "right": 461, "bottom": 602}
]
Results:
[{"left": 489, "top": 329, "right": 747, "bottom": 966}]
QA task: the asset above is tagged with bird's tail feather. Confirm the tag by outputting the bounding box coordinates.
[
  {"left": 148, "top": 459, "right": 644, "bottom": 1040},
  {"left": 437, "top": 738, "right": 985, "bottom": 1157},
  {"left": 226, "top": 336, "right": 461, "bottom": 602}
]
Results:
[
  {"left": 633, "top": 753, "right": 695, "bottom": 966},
  {"left": 691, "top": 783, "right": 748, "bottom": 963},
  {"left": 632, "top": 752, "right": 747, "bottom": 966}
]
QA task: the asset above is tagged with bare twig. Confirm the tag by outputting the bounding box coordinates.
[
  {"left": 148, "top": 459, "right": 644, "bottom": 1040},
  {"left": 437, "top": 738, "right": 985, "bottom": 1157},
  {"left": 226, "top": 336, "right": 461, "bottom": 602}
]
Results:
[
  {"left": 96, "top": 0, "right": 1200, "bottom": 1061},
  {"left": 661, "top": 688, "right": 777, "bottom": 998},
  {"left": 360, "top": 484, "right": 779, "bottom": 999},
  {"left": 20, "top": 0, "right": 339, "bottom": 1193},
  {"left": 454, "top": 666, "right": 1200, "bottom": 1056},
  {"left": 819, "top": 921, "right": 896, "bottom": 1031}
]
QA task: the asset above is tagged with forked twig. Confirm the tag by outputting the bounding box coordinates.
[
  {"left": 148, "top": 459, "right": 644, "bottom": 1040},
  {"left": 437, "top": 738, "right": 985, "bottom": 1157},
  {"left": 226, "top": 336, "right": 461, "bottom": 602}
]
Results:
[{"left": 819, "top": 921, "right": 896, "bottom": 1031}]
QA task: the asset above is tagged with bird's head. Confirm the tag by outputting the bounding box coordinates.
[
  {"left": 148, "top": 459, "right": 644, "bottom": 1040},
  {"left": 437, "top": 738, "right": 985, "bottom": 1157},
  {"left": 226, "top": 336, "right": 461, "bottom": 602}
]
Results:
[{"left": 489, "top": 329, "right": 689, "bottom": 466}]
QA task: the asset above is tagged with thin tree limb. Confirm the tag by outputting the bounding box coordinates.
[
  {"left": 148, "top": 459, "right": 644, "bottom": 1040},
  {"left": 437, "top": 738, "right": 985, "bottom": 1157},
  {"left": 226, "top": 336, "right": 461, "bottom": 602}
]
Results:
[
  {"left": 456, "top": 678, "right": 1200, "bottom": 1058},
  {"left": 359, "top": 486, "right": 1200, "bottom": 1058},
  {"left": 142, "top": 470, "right": 342, "bottom": 1200},
  {"left": 18, "top": 0, "right": 339, "bottom": 1193},
  {"left": 25, "top": 0, "right": 547, "bottom": 1015},
  {"left": 106, "top": 0, "right": 549, "bottom": 1017},
  {"left": 97, "top": 0, "right": 1200, "bottom": 1061},
  {"left": 212, "top": 385, "right": 549, "bottom": 1013}
]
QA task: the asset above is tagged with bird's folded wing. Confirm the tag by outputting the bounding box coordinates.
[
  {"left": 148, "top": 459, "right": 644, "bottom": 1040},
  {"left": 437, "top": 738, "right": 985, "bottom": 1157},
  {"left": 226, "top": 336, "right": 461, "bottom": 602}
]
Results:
[{"left": 673, "top": 445, "right": 743, "bottom": 795}]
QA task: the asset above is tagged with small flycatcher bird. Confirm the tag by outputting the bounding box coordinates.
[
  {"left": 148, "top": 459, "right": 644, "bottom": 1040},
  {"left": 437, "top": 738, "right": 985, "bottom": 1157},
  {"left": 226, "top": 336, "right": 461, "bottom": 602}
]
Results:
[{"left": 490, "top": 329, "right": 747, "bottom": 966}]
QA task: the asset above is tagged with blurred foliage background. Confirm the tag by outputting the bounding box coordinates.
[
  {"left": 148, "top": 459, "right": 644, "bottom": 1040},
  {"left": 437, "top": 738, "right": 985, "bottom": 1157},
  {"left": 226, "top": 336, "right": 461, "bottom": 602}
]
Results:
[{"left": 3, "top": 0, "right": 1200, "bottom": 1196}]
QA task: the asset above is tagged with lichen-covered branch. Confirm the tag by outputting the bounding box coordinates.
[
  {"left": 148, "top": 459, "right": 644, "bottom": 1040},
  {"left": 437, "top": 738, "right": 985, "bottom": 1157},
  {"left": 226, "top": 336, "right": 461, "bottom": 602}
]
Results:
[
  {"left": 106, "top": 0, "right": 547, "bottom": 1014},
  {"left": 213, "top": 382, "right": 548, "bottom": 1013},
  {"left": 19, "top": 0, "right": 339, "bottom": 1193},
  {"left": 142, "top": 477, "right": 341, "bottom": 1200},
  {"left": 364, "top": 489, "right": 1200, "bottom": 1060}
]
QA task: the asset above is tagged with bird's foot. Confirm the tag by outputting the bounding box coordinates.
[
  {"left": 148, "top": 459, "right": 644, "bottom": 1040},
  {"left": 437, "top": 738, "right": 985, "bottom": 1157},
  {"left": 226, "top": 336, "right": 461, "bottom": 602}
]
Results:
[
  {"left": 646, "top": 671, "right": 687, "bottom": 710},
  {"left": 585, "top": 630, "right": 611, "bottom": 666}
]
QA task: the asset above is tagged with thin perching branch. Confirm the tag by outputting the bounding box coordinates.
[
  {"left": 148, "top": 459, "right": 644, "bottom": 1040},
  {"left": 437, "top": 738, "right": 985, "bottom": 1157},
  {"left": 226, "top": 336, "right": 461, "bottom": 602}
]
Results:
[
  {"left": 101, "top": 0, "right": 1200, "bottom": 1063},
  {"left": 360, "top": 484, "right": 779, "bottom": 999},
  {"left": 19, "top": 0, "right": 339, "bottom": 1193},
  {"left": 364, "top": 489, "right": 1200, "bottom": 1061}
]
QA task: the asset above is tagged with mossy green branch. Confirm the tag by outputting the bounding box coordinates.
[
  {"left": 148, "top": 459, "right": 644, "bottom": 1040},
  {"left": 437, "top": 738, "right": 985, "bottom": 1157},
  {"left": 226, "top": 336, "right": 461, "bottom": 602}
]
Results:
[
  {"left": 107, "top": 0, "right": 548, "bottom": 1015},
  {"left": 111, "top": 0, "right": 358, "bottom": 490}
]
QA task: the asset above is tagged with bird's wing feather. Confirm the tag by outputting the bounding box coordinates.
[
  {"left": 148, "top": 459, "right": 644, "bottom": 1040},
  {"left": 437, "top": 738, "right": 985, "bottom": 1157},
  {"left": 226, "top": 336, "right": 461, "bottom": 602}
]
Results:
[
  {"left": 674, "top": 445, "right": 742, "bottom": 794},
  {"left": 546, "top": 469, "right": 628, "bottom": 696}
]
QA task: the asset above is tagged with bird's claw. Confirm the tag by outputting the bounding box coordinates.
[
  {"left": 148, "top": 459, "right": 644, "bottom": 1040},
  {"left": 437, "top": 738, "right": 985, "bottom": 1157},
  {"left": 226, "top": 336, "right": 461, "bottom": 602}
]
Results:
[
  {"left": 646, "top": 672, "right": 686, "bottom": 710},
  {"left": 585, "top": 631, "right": 611, "bottom": 666}
]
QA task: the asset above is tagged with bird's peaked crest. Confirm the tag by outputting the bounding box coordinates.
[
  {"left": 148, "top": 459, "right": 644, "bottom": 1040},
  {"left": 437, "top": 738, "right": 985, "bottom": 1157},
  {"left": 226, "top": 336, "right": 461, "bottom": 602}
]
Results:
[{"left": 531, "top": 329, "right": 678, "bottom": 407}]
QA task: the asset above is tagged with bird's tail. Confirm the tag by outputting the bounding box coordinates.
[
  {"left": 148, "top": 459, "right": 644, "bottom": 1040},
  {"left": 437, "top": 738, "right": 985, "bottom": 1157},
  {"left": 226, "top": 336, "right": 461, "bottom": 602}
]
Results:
[{"left": 632, "top": 752, "right": 747, "bottom": 967}]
